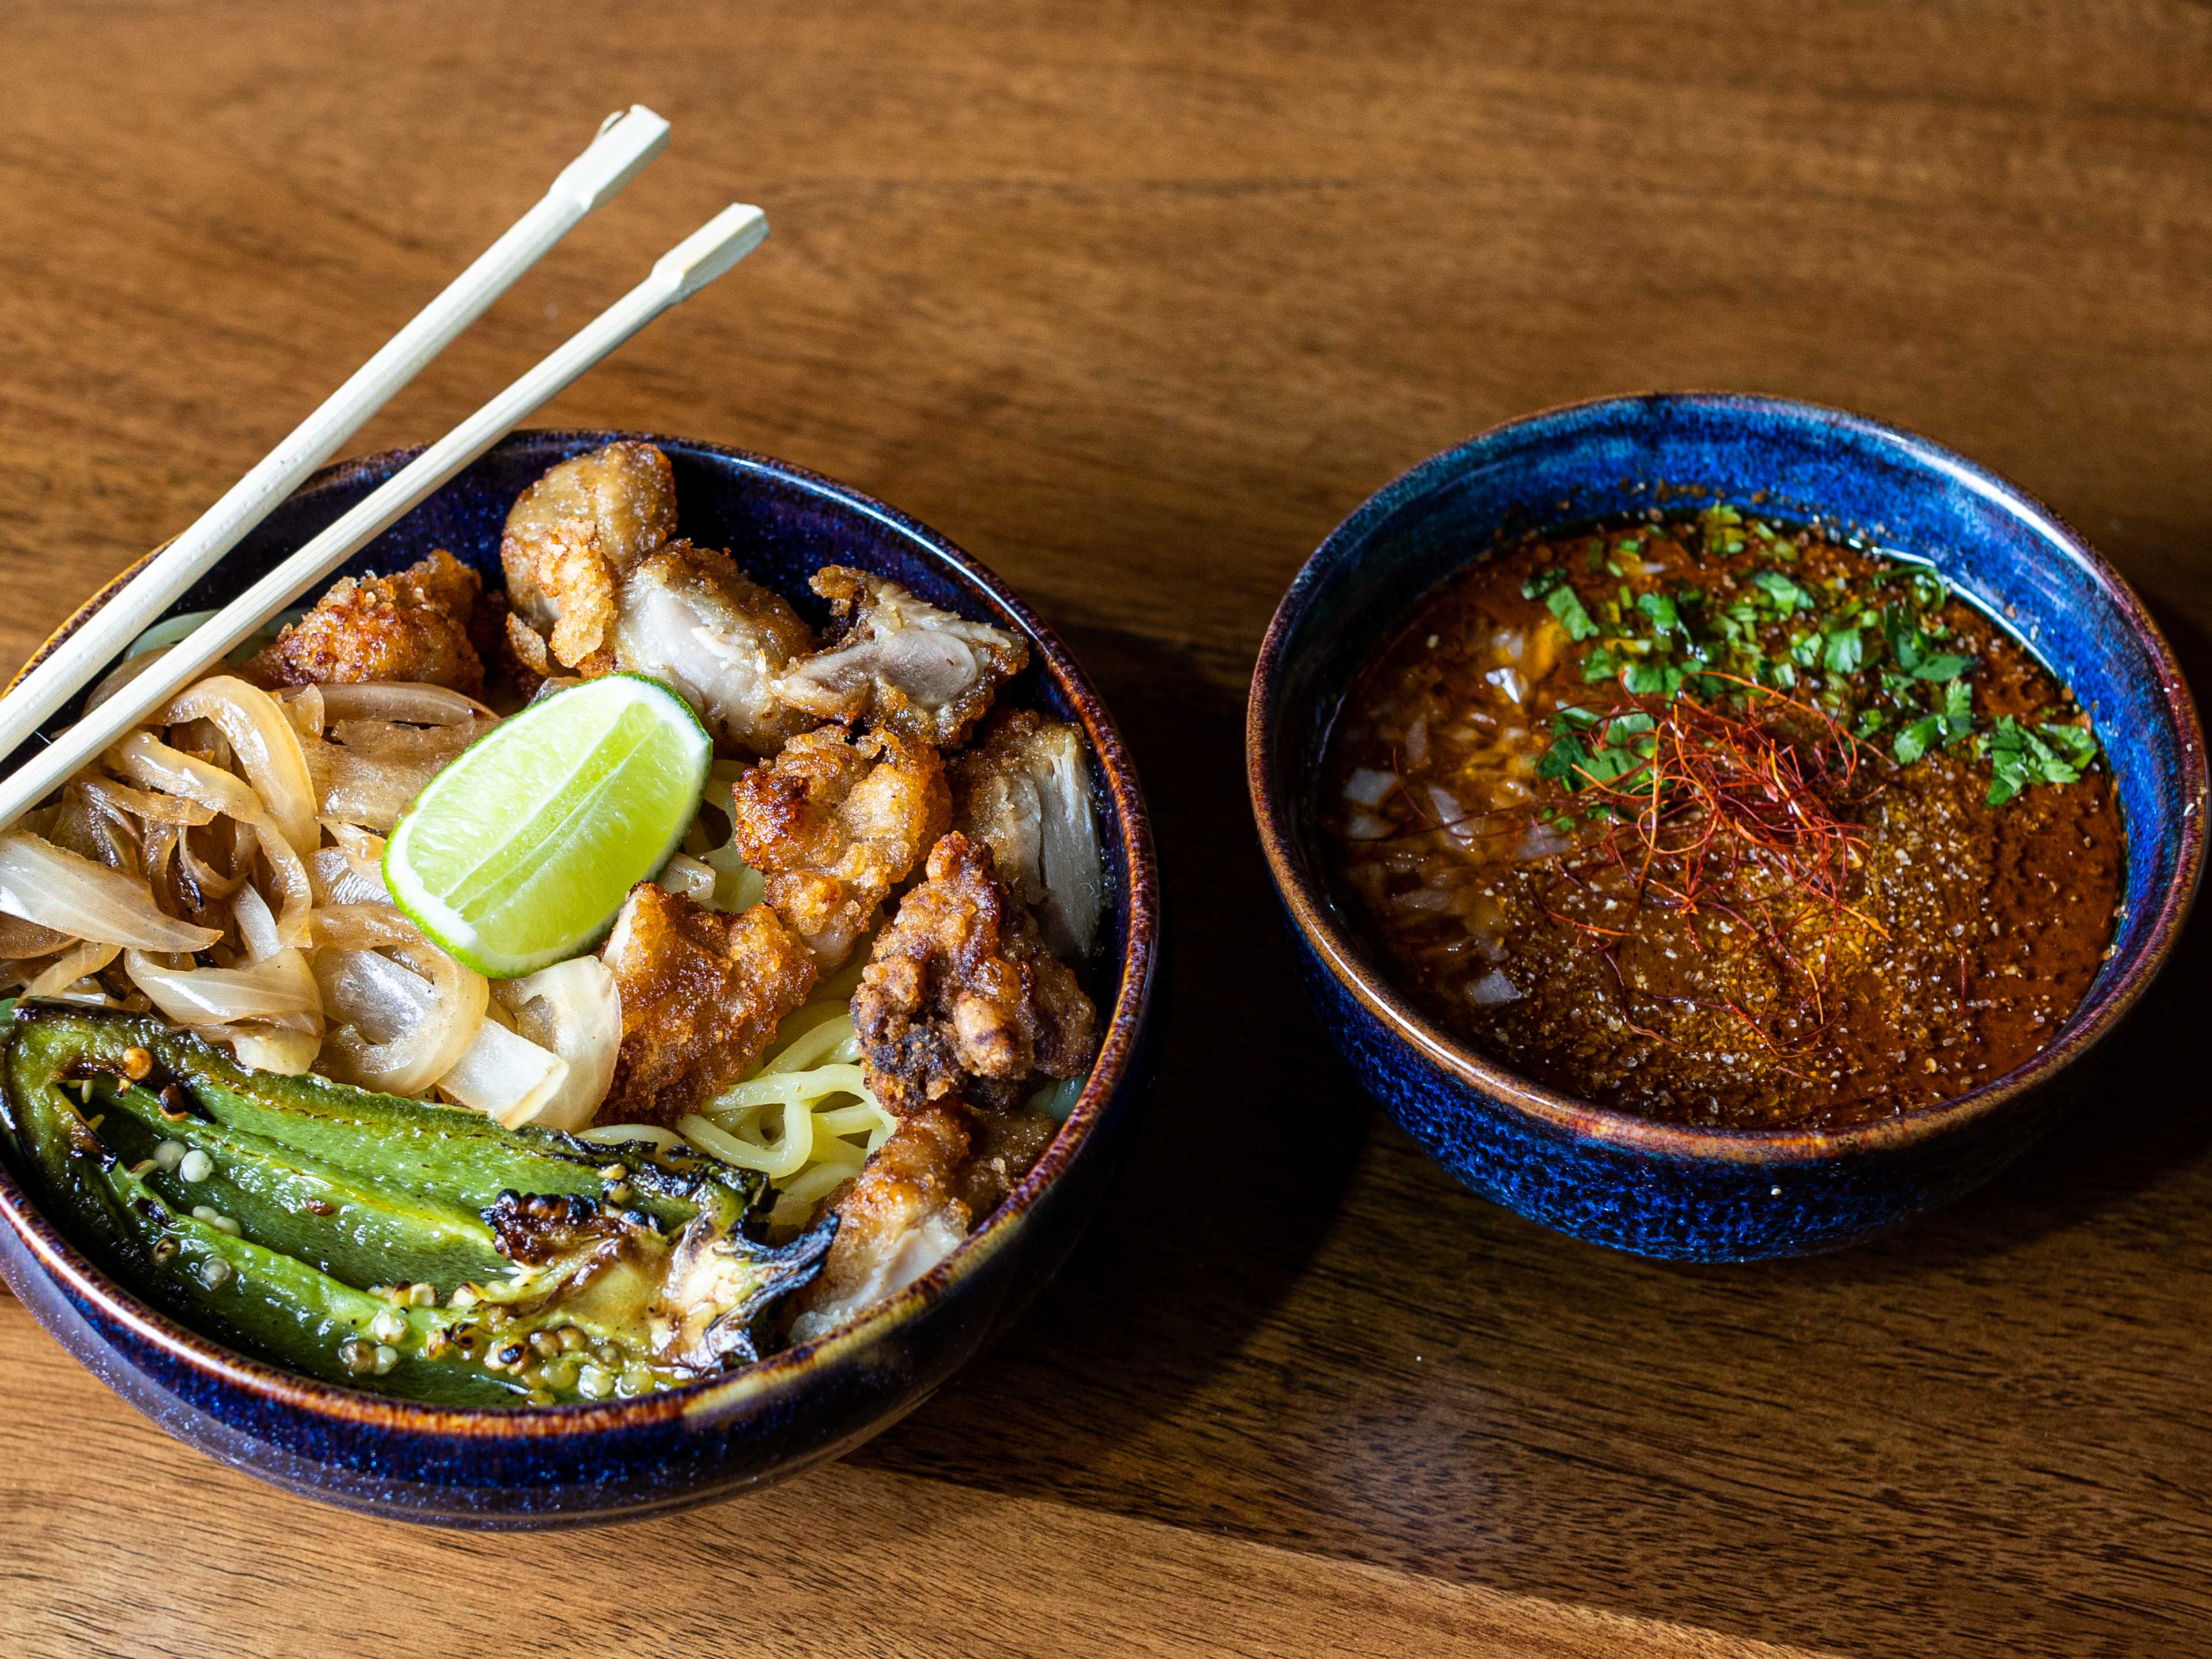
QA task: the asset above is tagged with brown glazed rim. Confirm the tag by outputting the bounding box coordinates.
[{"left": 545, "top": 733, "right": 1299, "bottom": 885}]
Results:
[
  {"left": 1246, "top": 391, "right": 2207, "bottom": 1167},
  {"left": 0, "top": 430, "right": 1162, "bottom": 1435}
]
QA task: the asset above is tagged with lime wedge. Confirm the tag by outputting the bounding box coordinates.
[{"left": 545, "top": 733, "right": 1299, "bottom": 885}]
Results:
[{"left": 384, "top": 675, "right": 711, "bottom": 977}]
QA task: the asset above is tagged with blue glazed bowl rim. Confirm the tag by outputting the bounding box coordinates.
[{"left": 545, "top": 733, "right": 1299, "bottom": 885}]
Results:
[
  {"left": 0, "top": 429, "right": 1163, "bottom": 1437},
  {"left": 1247, "top": 391, "right": 2206, "bottom": 1165}
]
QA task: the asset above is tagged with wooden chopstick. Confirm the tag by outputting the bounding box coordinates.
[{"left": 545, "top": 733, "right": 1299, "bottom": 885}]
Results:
[
  {"left": 0, "top": 203, "right": 770, "bottom": 834},
  {"left": 0, "top": 103, "right": 669, "bottom": 769}
]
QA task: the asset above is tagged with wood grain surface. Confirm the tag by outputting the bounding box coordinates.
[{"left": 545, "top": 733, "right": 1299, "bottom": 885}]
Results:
[{"left": 2, "top": 4, "right": 2207, "bottom": 1655}]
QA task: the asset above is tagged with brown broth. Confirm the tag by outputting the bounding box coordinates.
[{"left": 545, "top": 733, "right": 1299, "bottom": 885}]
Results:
[{"left": 1321, "top": 509, "right": 2124, "bottom": 1130}]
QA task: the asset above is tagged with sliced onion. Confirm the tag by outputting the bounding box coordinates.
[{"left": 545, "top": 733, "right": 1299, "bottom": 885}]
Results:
[
  {"left": 658, "top": 853, "right": 717, "bottom": 906},
  {"left": 328, "top": 718, "right": 483, "bottom": 767},
  {"left": 50, "top": 787, "right": 135, "bottom": 871},
  {"left": 78, "top": 777, "right": 217, "bottom": 828},
  {"left": 0, "top": 914, "right": 73, "bottom": 957},
  {"left": 232, "top": 883, "right": 282, "bottom": 961},
  {"left": 321, "top": 822, "right": 389, "bottom": 896},
  {"left": 218, "top": 1026, "right": 321, "bottom": 1075},
  {"left": 435, "top": 1019, "right": 570, "bottom": 1129},
  {"left": 323, "top": 821, "right": 384, "bottom": 860},
  {"left": 109, "top": 732, "right": 312, "bottom": 946},
  {"left": 125, "top": 947, "right": 323, "bottom": 1029},
  {"left": 27, "top": 941, "right": 120, "bottom": 998},
  {"left": 0, "top": 830, "right": 222, "bottom": 952},
  {"left": 308, "top": 847, "right": 389, "bottom": 907},
  {"left": 85, "top": 643, "right": 176, "bottom": 714},
  {"left": 179, "top": 827, "right": 250, "bottom": 903},
  {"left": 315, "top": 682, "right": 495, "bottom": 726},
  {"left": 161, "top": 676, "right": 319, "bottom": 857},
  {"left": 491, "top": 957, "right": 622, "bottom": 1132},
  {"left": 274, "top": 684, "right": 326, "bottom": 741},
  {"left": 309, "top": 745, "right": 443, "bottom": 832},
  {"left": 312, "top": 906, "right": 486, "bottom": 1094}
]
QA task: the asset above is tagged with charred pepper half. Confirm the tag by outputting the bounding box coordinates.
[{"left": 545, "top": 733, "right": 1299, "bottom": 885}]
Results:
[{"left": 0, "top": 1003, "right": 832, "bottom": 1406}]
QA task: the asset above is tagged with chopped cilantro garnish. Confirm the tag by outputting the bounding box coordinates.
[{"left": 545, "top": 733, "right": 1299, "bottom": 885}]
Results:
[
  {"left": 1982, "top": 717, "right": 2098, "bottom": 805},
  {"left": 1911, "top": 652, "right": 1973, "bottom": 681},
  {"left": 1521, "top": 568, "right": 1571, "bottom": 600},
  {"left": 1940, "top": 677, "right": 1975, "bottom": 738},
  {"left": 1752, "top": 569, "right": 1815, "bottom": 613},
  {"left": 1822, "top": 626, "right": 1864, "bottom": 675},
  {"left": 1623, "top": 662, "right": 1685, "bottom": 697},
  {"left": 1546, "top": 584, "right": 1599, "bottom": 641},
  {"left": 1893, "top": 716, "right": 1942, "bottom": 766}
]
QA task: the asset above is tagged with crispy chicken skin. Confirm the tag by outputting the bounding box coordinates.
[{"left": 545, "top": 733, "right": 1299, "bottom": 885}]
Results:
[
  {"left": 500, "top": 440, "right": 678, "bottom": 637},
  {"left": 786, "top": 1102, "right": 1059, "bottom": 1344},
  {"left": 953, "top": 1105, "right": 1059, "bottom": 1221},
  {"left": 853, "top": 832, "right": 1097, "bottom": 1112},
  {"left": 771, "top": 567, "right": 1028, "bottom": 747},
  {"left": 611, "top": 546, "right": 817, "bottom": 754},
  {"left": 950, "top": 709, "right": 1104, "bottom": 962},
  {"left": 787, "top": 1103, "right": 972, "bottom": 1344},
  {"left": 728, "top": 725, "right": 951, "bottom": 966},
  {"left": 249, "top": 550, "right": 487, "bottom": 695},
  {"left": 598, "top": 884, "right": 817, "bottom": 1125}
]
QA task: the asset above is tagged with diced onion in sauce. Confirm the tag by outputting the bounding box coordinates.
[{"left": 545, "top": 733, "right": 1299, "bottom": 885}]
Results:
[
  {"left": 1465, "top": 968, "right": 1522, "bottom": 1006},
  {"left": 1342, "top": 768, "right": 1396, "bottom": 809}
]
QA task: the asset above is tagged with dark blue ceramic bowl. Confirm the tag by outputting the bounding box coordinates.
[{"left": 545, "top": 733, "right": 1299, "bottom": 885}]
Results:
[
  {"left": 0, "top": 430, "right": 1161, "bottom": 1524},
  {"left": 1248, "top": 393, "right": 2203, "bottom": 1260}
]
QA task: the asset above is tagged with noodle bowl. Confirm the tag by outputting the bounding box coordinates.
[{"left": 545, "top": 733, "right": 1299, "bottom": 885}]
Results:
[{"left": 0, "top": 662, "right": 903, "bottom": 1229}]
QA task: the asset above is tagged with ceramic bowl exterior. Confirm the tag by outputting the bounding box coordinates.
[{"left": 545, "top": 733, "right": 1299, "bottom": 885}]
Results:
[
  {"left": 0, "top": 431, "right": 1161, "bottom": 1525},
  {"left": 1248, "top": 393, "right": 2202, "bottom": 1260}
]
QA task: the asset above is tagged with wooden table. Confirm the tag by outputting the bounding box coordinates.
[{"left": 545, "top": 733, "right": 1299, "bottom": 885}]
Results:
[{"left": 2, "top": 5, "right": 2207, "bottom": 1654}]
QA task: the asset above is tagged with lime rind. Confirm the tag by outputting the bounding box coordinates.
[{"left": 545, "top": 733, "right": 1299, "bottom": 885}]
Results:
[{"left": 384, "top": 675, "right": 712, "bottom": 977}]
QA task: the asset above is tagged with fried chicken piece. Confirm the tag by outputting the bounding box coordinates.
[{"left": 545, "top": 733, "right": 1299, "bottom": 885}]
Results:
[
  {"left": 951, "top": 709, "right": 1104, "bottom": 962},
  {"left": 953, "top": 1105, "right": 1060, "bottom": 1222},
  {"left": 611, "top": 545, "right": 817, "bottom": 754},
  {"left": 249, "top": 550, "right": 486, "bottom": 694},
  {"left": 771, "top": 568, "right": 1028, "bottom": 747},
  {"left": 500, "top": 440, "right": 678, "bottom": 638},
  {"left": 853, "top": 832, "right": 1097, "bottom": 1112},
  {"left": 728, "top": 725, "right": 950, "bottom": 967},
  {"left": 534, "top": 523, "right": 623, "bottom": 675},
  {"left": 598, "top": 884, "right": 817, "bottom": 1124},
  {"left": 787, "top": 1103, "right": 972, "bottom": 1344},
  {"left": 501, "top": 608, "right": 554, "bottom": 693}
]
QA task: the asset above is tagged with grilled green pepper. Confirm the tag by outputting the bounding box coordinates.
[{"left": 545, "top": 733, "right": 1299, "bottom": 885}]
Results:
[{"left": 0, "top": 1003, "right": 832, "bottom": 1406}]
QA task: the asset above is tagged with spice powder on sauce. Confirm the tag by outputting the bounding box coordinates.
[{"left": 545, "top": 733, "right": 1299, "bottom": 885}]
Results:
[{"left": 1321, "top": 507, "right": 2124, "bottom": 1130}]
